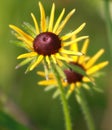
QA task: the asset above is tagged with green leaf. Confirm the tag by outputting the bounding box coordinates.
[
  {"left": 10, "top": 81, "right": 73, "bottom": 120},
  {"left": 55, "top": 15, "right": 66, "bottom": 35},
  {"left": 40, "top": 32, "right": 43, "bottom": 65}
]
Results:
[
  {"left": 63, "top": 61, "right": 87, "bottom": 76},
  {"left": 0, "top": 111, "right": 30, "bottom": 130}
]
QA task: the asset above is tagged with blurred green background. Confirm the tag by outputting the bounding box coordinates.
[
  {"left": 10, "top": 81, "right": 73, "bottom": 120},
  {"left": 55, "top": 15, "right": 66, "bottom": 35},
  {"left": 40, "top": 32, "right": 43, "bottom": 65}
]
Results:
[{"left": 0, "top": 0, "right": 111, "bottom": 130}]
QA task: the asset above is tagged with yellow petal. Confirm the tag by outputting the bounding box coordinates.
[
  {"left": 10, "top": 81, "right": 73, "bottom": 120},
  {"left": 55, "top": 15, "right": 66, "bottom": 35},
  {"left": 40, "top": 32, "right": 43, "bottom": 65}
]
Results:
[
  {"left": 85, "top": 49, "right": 105, "bottom": 69},
  {"left": 70, "top": 83, "right": 75, "bottom": 91},
  {"left": 48, "top": 3, "right": 55, "bottom": 31},
  {"left": 38, "top": 79, "right": 57, "bottom": 86},
  {"left": 39, "top": 2, "right": 46, "bottom": 32},
  {"left": 73, "top": 22, "right": 86, "bottom": 35},
  {"left": 67, "top": 83, "right": 75, "bottom": 96},
  {"left": 86, "top": 61, "right": 109, "bottom": 75},
  {"left": 61, "top": 23, "right": 86, "bottom": 41},
  {"left": 30, "top": 55, "right": 44, "bottom": 70},
  {"left": 70, "top": 35, "right": 79, "bottom": 62},
  {"left": 16, "top": 36, "right": 33, "bottom": 51},
  {"left": 78, "top": 39, "right": 89, "bottom": 64},
  {"left": 83, "top": 76, "right": 91, "bottom": 82},
  {"left": 53, "top": 8, "right": 65, "bottom": 33},
  {"left": 45, "top": 56, "right": 50, "bottom": 66},
  {"left": 56, "top": 53, "right": 70, "bottom": 61},
  {"left": 62, "top": 36, "right": 89, "bottom": 47},
  {"left": 9, "top": 25, "right": 34, "bottom": 42},
  {"left": 55, "top": 9, "right": 75, "bottom": 34},
  {"left": 17, "top": 52, "right": 37, "bottom": 59},
  {"left": 37, "top": 71, "right": 54, "bottom": 78},
  {"left": 66, "top": 83, "right": 74, "bottom": 98},
  {"left": 51, "top": 55, "right": 57, "bottom": 64},
  {"left": 70, "top": 35, "right": 78, "bottom": 50},
  {"left": 82, "top": 76, "right": 95, "bottom": 85},
  {"left": 31, "top": 13, "right": 40, "bottom": 34},
  {"left": 60, "top": 48, "right": 83, "bottom": 56},
  {"left": 37, "top": 71, "right": 45, "bottom": 77},
  {"left": 76, "top": 82, "right": 81, "bottom": 87}
]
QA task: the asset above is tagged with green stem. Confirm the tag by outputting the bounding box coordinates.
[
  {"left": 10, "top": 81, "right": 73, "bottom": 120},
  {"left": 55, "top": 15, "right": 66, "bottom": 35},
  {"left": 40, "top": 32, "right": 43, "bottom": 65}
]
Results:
[
  {"left": 50, "top": 60, "right": 72, "bottom": 130},
  {"left": 103, "top": 0, "right": 112, "bottom": 60},
  {"left": 75, "top": 88, "right": 95, "bottom": 130}
]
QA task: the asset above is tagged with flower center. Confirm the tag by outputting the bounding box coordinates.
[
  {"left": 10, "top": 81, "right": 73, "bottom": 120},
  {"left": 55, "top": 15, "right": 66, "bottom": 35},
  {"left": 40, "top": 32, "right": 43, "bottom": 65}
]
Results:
[
  {"left": 64, "top": 62, "right": 85, "bottom": 84},
  {"left": 33, "top": 32, "right": 61, "bottom": 56}
]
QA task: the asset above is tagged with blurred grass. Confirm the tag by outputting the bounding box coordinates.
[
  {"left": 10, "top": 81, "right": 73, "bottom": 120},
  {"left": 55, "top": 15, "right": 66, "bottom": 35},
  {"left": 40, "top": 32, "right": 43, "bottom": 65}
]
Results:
[
  {"left": 0, "top": 110, "right": 30, "bottom": 130},
  {"left": 0, "top": 0, "right": 111, "bottom": 130}
]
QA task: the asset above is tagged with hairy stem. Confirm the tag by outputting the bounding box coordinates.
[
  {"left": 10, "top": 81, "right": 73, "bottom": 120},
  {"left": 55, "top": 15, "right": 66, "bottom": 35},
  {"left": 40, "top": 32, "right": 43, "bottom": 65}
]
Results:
[
  {"left": 50, "top": 60, "right": 72, "bottom": 130},
  {"left": 75, "top": 88, "right": 96, "bottom": 130}
]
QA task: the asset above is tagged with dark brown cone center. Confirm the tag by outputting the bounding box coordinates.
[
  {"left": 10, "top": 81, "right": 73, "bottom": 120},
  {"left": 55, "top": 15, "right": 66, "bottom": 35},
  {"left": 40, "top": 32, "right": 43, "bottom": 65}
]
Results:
[
  {"left": 64, "top": 62, "right": 84, "bottom": 84},
  {"left": 33, "top": 32, "right": 61, "bottom": 56}
]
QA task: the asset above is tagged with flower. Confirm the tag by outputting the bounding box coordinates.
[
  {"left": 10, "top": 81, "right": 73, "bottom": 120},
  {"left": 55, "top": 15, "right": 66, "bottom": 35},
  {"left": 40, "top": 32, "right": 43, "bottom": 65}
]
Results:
[
  {"left": 37, "top": 38, "right": 108, "bottom": 96},
  {"left": 9, "top": 2, "right": 88, "bottom": 72}
]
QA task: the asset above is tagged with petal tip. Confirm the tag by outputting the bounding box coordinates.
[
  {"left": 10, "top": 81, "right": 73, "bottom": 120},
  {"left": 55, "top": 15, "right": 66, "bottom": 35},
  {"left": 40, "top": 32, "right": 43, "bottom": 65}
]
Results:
[
  {"left": 17, "top": 55, "right": 21, "bottom": 59},
  {"left": 9, "top": 24, "right": 14, "bottom": 28},
  {"left": 38, "top": 1, "right": 42, "bottom": 7},
  {"left": 71, "top": 9, "right": 76, "bottom": 14}
]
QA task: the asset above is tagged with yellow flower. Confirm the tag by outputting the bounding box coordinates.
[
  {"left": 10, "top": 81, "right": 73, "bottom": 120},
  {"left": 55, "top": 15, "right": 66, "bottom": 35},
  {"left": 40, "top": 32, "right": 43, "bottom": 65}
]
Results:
[
  {"left": 37, "top": 38, "right": 108, "bottom": 96},
  {"left": 9, "top": 2, "right": 88, "bottom": 72}
]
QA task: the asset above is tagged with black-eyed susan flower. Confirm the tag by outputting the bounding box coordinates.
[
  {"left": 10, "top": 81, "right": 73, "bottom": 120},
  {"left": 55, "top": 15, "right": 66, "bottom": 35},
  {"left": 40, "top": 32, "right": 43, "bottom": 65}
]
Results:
[
  {"left": 37, "top": 38, "right": 108, "bottom": 97},
  {"left": 9, "top": 2, "right": 88, "bottom": 72}
]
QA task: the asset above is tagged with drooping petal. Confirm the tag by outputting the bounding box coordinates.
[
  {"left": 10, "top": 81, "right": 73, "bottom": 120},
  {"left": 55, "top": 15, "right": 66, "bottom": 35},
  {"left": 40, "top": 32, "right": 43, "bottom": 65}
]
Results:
[
  {"left": 55, "top": 9, "right": 75, "bottom": 34},
  {"left": 61, "top": 23, "right": 86, "bottom": 41},
  {"left": 30, "top": 55, "right": 44, "bottom": 71},
  {"left": 85, "top": 49, "right": 105, "bottom": 69},
  {"left": 53, "top": 8, "right": 65, "bottom": 33},
  {"left": 17, "top": 52, "right": 37, "bottom": 59},
  {"left": 39, "top": 2, "right": 46, "bottom": 32},
  {"left": 31, "top": 13, "right": 40, "bottom": 34},
  {"left": 48, "top": 3, "right": 55, "bottom": 31},
  {"left": 86, "top": 61, "right": 109, "bottom": 75}
]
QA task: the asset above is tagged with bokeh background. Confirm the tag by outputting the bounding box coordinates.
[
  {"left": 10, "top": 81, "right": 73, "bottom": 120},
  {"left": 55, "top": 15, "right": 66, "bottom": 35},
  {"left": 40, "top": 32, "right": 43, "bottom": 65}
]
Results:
[{"left": 0, "top": 0, "right": 111, "bottom": 130}]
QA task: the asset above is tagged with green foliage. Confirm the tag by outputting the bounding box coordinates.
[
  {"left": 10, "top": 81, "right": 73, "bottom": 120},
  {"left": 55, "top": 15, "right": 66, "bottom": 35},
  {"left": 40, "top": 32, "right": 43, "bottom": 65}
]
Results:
[
  {"left": 0, "top": 111, "right": 30, "bottom": 130},
  {"left": 0, "top": 0, "right": 110, "bottom": 130}
]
